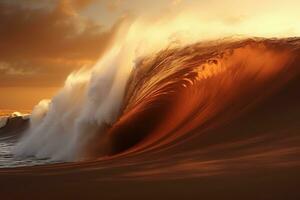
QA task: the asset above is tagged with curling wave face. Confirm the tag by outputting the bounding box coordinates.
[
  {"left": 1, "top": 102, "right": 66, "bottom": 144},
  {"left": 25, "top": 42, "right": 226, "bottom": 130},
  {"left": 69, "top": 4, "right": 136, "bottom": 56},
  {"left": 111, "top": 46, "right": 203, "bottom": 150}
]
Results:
[
  {"left": 8, "top": 38, "right": 300, "bottom": 182},
  {"left": 105, "top": 38, "right": 298, "bottom": 158}
]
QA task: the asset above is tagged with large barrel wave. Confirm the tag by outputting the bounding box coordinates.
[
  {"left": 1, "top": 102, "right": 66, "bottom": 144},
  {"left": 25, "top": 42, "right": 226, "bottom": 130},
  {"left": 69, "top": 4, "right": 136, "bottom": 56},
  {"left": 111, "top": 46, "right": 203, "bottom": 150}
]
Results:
[
  {"left": 1, "top": 38, "right": 300, "bottom": 199},
  {"left": 103, "top": 38, "right": 300, "bottom": 159}
]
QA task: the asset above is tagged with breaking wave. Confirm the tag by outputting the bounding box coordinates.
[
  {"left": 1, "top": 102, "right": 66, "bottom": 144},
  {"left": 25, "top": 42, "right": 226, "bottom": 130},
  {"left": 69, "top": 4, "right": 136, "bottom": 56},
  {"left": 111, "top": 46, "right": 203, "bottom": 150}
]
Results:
[
  {"left": 13, "top": 36, "right": 300, "bottom": 173},
  {"left": 0, "top": 15, "right": 295, "bottom": 183}
]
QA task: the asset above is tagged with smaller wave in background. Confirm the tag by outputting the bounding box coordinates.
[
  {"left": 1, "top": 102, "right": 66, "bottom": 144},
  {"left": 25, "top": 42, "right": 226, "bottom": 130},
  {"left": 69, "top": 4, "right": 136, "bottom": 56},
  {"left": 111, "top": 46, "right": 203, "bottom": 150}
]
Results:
[{"left": 0, "top": 113, "right": 56, "bottom": 168}]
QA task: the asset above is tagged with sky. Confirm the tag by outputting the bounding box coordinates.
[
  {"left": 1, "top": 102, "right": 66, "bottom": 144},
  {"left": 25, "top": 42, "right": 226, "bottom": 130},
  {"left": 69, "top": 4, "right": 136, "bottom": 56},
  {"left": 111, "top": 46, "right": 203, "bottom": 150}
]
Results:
[{"left": 0, "top": 0, "right": 300, "bottom": 111}]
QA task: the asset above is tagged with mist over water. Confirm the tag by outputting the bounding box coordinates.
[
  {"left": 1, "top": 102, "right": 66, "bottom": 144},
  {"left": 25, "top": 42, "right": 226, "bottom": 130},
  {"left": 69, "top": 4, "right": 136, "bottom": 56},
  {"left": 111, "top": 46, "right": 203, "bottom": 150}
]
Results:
[{"left": 14, "top": 44, "right": 132, "bottom": 160}]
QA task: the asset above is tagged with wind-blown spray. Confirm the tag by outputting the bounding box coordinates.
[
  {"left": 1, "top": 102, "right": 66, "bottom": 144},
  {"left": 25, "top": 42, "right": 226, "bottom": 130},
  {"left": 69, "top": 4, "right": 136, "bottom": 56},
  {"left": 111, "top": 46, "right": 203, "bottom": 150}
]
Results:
[{"left": 14, "top": 34, "right": 135, "bottom": 161}]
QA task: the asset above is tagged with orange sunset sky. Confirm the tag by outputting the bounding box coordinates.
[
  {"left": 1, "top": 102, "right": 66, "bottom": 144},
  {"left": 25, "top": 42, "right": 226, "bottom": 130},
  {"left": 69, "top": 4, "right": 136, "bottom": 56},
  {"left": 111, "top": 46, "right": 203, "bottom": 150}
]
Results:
[{"left": 0, "top": 0, "right": 300, "bottom": 111}]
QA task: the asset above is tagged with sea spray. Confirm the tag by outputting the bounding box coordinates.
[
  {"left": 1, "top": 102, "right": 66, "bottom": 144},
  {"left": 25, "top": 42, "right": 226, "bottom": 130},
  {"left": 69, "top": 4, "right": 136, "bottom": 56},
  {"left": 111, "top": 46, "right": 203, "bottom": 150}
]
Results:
[{"left": 14, "top": 41, "right": 135, "bottom": 161}]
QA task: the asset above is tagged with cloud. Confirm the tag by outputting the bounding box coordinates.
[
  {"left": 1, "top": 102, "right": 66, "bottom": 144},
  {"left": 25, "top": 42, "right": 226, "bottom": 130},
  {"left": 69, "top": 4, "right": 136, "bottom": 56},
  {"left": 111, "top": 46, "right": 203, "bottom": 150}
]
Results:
[
  {"left": 0, "top": 0, "right": 123, "bottom": 87},
  {"left": 72, "top": 0, "right": 97, "bottom": 10},
  {"left": 0, "top": 62, "right": 36, "bottom": 75},
  {"left": 172, "top": 0, "right": 183, "bottom": 6},
  {"left": 106, "top": 0, "right": 123, "bottom": 12}
]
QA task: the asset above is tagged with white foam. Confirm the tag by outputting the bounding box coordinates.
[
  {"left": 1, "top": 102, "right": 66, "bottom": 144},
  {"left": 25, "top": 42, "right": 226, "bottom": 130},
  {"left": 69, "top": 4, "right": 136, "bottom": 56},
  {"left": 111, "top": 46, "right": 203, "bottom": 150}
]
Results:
[{"left": 0, "top": 117, "right": 8, "bottom": 129}]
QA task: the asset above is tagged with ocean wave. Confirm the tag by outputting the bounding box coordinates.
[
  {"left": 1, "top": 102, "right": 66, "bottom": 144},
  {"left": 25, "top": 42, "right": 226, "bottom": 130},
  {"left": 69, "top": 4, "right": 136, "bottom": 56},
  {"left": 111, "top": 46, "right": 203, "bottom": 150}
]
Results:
[{"left": 8, "top": 37, "right": 299, "bottom": 174}]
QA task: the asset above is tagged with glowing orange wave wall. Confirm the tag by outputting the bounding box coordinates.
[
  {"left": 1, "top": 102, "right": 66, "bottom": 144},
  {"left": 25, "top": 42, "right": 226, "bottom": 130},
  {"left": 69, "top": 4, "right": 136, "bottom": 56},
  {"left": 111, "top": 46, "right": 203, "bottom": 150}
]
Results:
[{"left": 89, "top": 39, "right": 300, "bottom": 159}]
